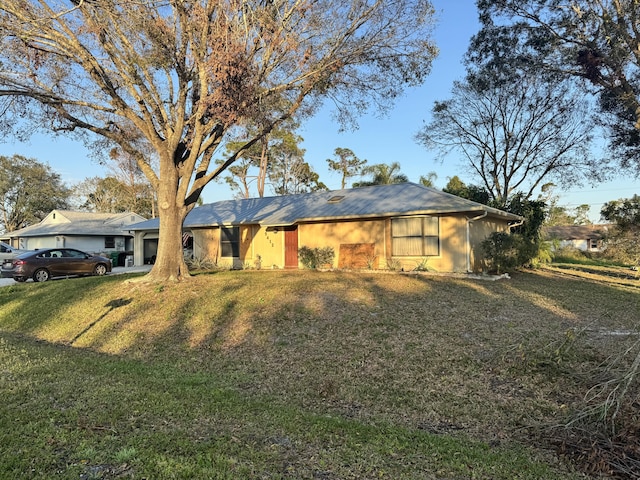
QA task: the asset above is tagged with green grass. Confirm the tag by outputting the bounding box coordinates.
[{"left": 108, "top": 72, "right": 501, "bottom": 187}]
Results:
[
  {"left": 1, "top": 268, "right": 638, "bottom": 478},
  {"left": 552, "top": 255, "right": 629, "bottom": 267},
  {"left": 550, "top": 247, "right": 631, "bottom": 268},
  {"left": 0, "top": 332, "right": 559, "bottom": 480}
]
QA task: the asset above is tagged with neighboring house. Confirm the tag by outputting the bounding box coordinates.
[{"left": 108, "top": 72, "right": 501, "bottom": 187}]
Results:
[
  {"left": 5, "top": 210, "right": 148, "bottom": 262},
  {"left": 129, "top": 183, "right": 523, "bottom": 273},
  {"left": 542, "top": 224, "right": 613, "bottom": 252}
]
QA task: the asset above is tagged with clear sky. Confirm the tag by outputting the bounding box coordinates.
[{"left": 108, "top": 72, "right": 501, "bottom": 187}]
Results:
[{"left": 0, "top": 0, "right": 638, "bottom": 222}]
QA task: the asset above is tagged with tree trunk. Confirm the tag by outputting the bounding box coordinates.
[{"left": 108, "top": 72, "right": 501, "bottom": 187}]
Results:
[
  {"left": 146, "top": 206, "right": 190, "bottom": 282},
  {"left": 143, "top": 163, "right": 191, "bottom": 282},
  {"left": 257, "top": 138, "right": 268, "bottom": 198}
]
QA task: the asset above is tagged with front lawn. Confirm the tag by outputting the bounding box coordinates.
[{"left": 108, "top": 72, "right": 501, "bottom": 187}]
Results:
[{"left": 1, "top": 268, "right": 638, "bottom": 478}]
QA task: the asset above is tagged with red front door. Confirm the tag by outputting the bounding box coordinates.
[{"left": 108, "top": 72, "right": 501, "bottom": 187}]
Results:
[{"left": 284, "top": 226, "right": 298, "bottom": 269}]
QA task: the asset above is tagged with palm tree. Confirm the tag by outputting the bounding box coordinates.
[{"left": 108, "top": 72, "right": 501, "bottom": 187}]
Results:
[
  {"left": 353, "top": 162, "right": 408, "bottom": 187},
  {"left": 419, "top": 171, "right": 438, "bottom": 188}
]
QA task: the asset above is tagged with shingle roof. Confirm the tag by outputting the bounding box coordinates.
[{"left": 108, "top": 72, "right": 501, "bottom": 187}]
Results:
[
  {"left": 129, "top": 183, "right": 523, "bottom": 231},
  {"left": 542, "top": 224, "right": 614, "bottom": 240},
  {"left": 10, "top": 210, "right": 145, "bottom": 237}
]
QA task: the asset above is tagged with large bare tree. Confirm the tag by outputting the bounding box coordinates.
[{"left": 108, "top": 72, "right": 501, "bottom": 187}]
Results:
[
  {"left": 74, "top": 147, "right": 156, "bottom": 217},
  {"left": 416, "top": 77, "right": 596, "bottom": 206},
  {"left": 472, "top": 0, "right": 640, "bottom": 174},
  {"left": 0, "top": 0, "right": 438, "bottom": 281}
]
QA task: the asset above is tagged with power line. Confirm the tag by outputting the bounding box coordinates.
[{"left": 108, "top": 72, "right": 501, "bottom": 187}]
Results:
[
  {"left": 562, "top": 201, "right": 607, "bottom": 207},
  {"left": 560, "top": 186, "right": 640, "bottom": 194}
]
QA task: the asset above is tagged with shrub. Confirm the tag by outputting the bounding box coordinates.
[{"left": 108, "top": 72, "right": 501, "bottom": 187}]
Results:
[
  {"left": 386, "top": 257, "right": 402, "bottom": 271},
  {"left": 298, "top": 246, "right": 316, "bottom": 269},
  {"left": 552, "top": 245, "right": 590, "bottom": 264},
  {"left": 316, "top": 247, "right": 335, "bottom": 267},
  {"left": 186, "top": 255, "right": 217, "bottom": 271},
  {"left": 241, "top": 255, "right": 263, "bottom": 270},
  {"left": 600, "top": 234, "right": 640, "bottom": 266},
  {"left": 481, "top": 232, "right": 523, "bottom": 274},
  {"left": 298, "top": 246, "right": 335, "bottom": 269},
  {"left": 413, "top": 258, "right": 433, "bottom": 272},
  {"left": 530, "top": 240, "right": 554, "bottom": 268},
  {"left": 364, "top": 254, "right": 378, "bottom": 270}
]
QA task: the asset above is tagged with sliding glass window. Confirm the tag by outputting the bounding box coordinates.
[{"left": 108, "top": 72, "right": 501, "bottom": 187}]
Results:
[{"left": 391, "top": 217, "right": 439, "bottom": 256}]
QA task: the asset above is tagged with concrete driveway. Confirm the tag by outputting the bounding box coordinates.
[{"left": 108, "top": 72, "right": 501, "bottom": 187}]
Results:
[{"left": 0, "top": 264, "right": 152, "bottom": 286}]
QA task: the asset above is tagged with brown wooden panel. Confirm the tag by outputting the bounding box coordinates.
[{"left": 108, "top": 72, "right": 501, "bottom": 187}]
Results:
[{"left": 338, "top": 243, "right": 376, "bottom": 269}]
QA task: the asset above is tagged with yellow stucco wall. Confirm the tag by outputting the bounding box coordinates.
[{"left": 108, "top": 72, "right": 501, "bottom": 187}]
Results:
[
  {"left": 468, "top": 216, "right": 513, "bottom": 272},
  {"left": 186, "top": 214, "right": 516, "bottom": 273},
  {"left": 191, "top": 225, "right": 284, "bottom": 269},
  {"left": 297, "top": 214, "right": 513, "bottom": 273},
  {"left": 296, "top": 216, "right": 470, "bottom": 272},
  {"left": 298, "top": 219, "right": 387, "bottom": 268},
  {"left": 245, "top": 225, "right": 285, "bottom": 269}
]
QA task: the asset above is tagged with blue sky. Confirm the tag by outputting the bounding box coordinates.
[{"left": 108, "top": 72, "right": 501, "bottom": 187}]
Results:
[{"left": 0, "top": 0, "right": 638, "bottom": 222}]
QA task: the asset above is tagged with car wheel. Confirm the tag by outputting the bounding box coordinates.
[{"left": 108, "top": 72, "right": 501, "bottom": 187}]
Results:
[
  {"left": 93, "top": 263, "right": 108, "bottom": 276},
  {"left": 14, "top": 277, "right": 26, "bottom": 283},
  {"left": 33, "top": 268, "right": 50, "bottom": 282}
]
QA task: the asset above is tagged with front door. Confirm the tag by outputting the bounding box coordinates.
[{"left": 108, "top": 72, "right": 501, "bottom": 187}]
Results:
[{"left": 284, "top": 226, "right": 298, "bottom": 269}]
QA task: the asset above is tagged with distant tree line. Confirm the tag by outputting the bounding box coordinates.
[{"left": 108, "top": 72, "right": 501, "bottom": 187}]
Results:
[
  {"left": 0, "top": 155, "right": 70, "bottom": 233},
  {"left": 0, "top": 153, "right": 156, "bottom": 234}
]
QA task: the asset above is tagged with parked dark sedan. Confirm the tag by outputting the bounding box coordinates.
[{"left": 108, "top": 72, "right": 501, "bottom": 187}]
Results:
[{"left": 8, "top": 248, "right": 112, "bottom": 282}]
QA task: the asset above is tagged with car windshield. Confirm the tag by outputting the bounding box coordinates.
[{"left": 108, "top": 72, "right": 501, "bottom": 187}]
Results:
[{"left": 1, "top": 242, "right": 17, "bottom": 252}]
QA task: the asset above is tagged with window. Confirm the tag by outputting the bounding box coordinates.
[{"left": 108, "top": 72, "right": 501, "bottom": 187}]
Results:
[
  {"left": 588, "top": 238, "right": 600, "bottom": 250},
  {"left": 105, "top": 236, "right": 115, "bottom": 249},
  {"left": 220, "top": 226, "right": 240, "bottom": 257},
  {"left": 392, "top": 217, "right": 439, "bottom": 256},
  {"left": 63, "top": 249, "right": 86, "bottom": 258},
  {"left": 40, "top": 250, "right": 63, "bottom": 258}
]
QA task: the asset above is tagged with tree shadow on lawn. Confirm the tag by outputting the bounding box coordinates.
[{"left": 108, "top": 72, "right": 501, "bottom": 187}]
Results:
[
  {"left": 205, "top": 273, "right": 630, "bottom": 422},
  {"left": 0, "top": 274, "right": 135, "bottom": 339},
  {"left": 69, "top": 297, "right": 133, "bottom": 346}
]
